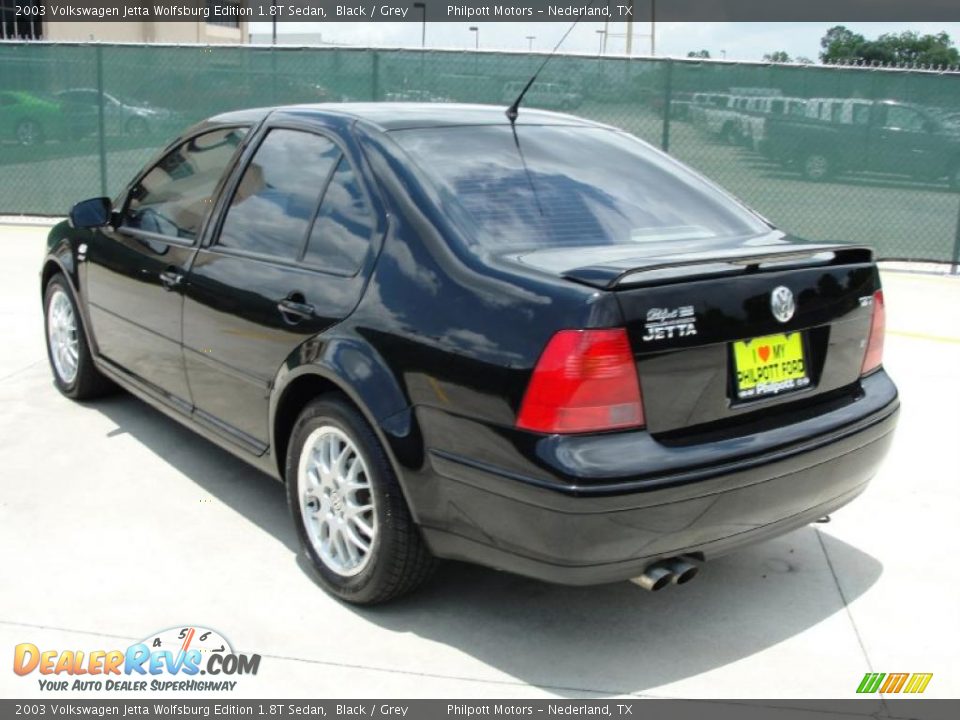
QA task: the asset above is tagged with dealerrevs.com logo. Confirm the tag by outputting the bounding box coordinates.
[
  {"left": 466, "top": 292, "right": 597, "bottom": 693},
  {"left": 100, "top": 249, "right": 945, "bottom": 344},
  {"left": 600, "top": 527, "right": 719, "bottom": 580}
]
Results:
[{"left": 13, "top": 626, "right": 261, "bottom": 692}]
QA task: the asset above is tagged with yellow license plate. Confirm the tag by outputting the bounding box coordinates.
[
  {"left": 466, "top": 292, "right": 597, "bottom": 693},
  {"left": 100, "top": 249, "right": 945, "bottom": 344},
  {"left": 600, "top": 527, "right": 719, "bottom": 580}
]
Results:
[{"left": 732, "top": 332, "right": 811, "bottom": 400}]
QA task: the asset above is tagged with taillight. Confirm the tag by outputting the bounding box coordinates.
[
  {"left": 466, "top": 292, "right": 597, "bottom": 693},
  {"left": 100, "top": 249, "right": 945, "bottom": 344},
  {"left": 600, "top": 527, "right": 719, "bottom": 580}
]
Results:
[
  {"left": 516, "top": 329, "right": 645, "bottom": 434},
  {"left": 861, "top": 289, "right": 886, "bottom": 375}
]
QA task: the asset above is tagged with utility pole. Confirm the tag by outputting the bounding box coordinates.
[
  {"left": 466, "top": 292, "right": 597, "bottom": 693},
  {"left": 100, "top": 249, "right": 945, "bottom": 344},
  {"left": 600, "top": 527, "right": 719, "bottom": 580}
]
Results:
[
  {"left": 526, "top": 35, "right": 535, "bottom": 51},
  {"left": 271, "top": 0, "right": 277, "bottom": 44},
  {"left": 625, "top": 0, "right": 634, "bottom": 55},
  {"left": 413, "top": 3, "right": 426, "bottom": 48},
  {"left": 650, "top": 0, "right": 656, "bottom": 56}
]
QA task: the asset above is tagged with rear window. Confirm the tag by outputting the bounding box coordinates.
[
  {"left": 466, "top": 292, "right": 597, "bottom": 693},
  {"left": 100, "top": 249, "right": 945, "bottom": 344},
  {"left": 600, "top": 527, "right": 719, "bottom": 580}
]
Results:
[{"left": 390, "top": 125, "right": 767, "bottom": 252}]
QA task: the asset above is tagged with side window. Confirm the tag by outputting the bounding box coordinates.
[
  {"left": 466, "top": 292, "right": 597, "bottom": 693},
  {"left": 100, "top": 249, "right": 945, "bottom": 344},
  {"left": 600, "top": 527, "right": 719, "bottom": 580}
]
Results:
[
  {"left": 302, "top": 157, "right": 376, "bottom": 275},
  {"left": 884, "top": 106, "right": 924, "bottom": 132},
  {"left": 217, "top": 129, "right": 340, "bottom": 260},
  {"left": 124, "top": 127, "right": 247, "bottom": 240}
]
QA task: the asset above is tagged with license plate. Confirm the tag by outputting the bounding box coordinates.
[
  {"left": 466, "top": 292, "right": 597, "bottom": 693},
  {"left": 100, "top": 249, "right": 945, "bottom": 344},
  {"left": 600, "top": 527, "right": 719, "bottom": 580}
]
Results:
[{"left": 732, "top": 332, "right": 811, "bottom": 400}]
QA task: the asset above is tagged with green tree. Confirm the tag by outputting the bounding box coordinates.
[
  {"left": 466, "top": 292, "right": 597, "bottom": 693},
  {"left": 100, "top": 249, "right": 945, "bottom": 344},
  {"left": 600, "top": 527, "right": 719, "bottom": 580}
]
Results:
[
  {"left": 819, "top": 25, "right": 959, "bottom": 65},
  {"left": 763, "top": 51, "right": 792, "bottom": 62},
  {"left": 686, "top": 50, "right": 711, "bottom": 59}
]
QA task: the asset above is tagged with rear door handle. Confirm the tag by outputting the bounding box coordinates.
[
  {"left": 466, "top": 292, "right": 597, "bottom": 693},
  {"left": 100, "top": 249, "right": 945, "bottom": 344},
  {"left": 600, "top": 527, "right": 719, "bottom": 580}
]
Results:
[
  {"left": 277, "top": 295, "right": 315, "bottom": 322},
  {"left": 159, "top": 268, "right": 184, "bottom": 291}
]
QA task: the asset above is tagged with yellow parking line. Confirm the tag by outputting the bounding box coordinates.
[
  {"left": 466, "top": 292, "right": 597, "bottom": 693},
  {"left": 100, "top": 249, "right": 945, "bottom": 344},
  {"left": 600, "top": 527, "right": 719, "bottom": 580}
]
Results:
[{"left": 888, "top": 329, "right": 960, "bottom": 344}]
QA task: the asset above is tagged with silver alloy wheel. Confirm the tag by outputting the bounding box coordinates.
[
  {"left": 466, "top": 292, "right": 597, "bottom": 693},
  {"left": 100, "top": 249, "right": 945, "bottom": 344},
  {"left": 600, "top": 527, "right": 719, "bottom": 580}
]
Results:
[
  {"left": 297, "top": 425, "right": 377, "bottom": 577},
  {"left": 47, "top": 288, "right": 79, "bottom": 385}
]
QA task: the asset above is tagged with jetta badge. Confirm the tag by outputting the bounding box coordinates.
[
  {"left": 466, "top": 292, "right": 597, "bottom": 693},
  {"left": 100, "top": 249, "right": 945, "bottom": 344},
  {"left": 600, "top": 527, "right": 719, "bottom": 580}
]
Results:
[{"left": 770, "top": 286, "right": 795, "bottom": 323}]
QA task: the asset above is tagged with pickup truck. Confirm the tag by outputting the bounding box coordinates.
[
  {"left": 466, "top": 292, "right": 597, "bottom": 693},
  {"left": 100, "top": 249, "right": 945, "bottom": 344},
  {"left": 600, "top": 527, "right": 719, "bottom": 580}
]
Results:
[{"left": 758, "top": 99, "right": 960, "bottom": 188}]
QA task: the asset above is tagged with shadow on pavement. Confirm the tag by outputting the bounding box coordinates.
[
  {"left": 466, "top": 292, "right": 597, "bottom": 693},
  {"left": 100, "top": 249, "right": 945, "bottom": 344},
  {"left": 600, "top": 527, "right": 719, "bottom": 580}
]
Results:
[{"left": 93, "top": 390, "right": 883, "bottom": 697}]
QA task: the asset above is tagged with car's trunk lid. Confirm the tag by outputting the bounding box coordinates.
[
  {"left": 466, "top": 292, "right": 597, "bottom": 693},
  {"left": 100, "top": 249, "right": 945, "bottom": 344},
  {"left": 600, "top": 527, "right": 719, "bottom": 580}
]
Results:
[{"left": 509, "top": 236, "right": 879, "bottom": 435}]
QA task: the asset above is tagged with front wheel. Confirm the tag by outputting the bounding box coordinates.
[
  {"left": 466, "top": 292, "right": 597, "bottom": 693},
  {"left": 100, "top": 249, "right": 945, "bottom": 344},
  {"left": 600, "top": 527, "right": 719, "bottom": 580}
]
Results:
[
  {"left": 286, "top": 396, "right": 435, "bottom": 604},
  {"left": 43, "top": 274, "right": 113, "bottom": 400}
]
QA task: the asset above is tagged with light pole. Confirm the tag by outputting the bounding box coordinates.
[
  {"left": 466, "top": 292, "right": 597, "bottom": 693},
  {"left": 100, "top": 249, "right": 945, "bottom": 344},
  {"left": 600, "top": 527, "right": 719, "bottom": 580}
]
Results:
[
  {"left": 526, "top": 35, "right": 535, "bottom": 51},
  {"left": 469, "top": 26, "right": 479, "bottom": 49},
  {"left": 413, "top": 2, "right": 426, "bottom": 48},
  {"left": 271, "top": 0, "right": 277, "bottom": 45},
  {"left": 650, "top": 0, "right": 656, "bottom": 56}
]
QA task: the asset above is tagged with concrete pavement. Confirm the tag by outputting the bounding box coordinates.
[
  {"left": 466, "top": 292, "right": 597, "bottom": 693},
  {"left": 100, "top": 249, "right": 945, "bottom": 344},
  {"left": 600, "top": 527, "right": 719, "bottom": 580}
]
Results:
[{"left": 1, "top": 224, "right": 958, "bottom": 700}]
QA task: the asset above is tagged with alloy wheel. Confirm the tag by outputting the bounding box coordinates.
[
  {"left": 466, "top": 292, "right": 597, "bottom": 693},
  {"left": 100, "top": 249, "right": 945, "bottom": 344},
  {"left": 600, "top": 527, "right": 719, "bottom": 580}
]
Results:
[
  {"left": 297, "top": 425, "right": 377, "bottom": 577},
  {"left": 47, "top": 287, "right": 79, "bottom": 385}
]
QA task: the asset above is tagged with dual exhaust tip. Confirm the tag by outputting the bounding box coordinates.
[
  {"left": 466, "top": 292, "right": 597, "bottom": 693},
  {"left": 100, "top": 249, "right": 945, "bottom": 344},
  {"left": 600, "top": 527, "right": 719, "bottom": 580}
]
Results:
[{"left": 630, "top": 557, "right": 699, "bottom": 592}]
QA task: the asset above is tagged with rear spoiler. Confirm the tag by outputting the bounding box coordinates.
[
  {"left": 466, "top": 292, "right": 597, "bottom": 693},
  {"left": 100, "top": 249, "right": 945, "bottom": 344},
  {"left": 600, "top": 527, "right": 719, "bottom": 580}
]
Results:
[{"left": 562, "top": 244, "right": 874, "bottom": 290}]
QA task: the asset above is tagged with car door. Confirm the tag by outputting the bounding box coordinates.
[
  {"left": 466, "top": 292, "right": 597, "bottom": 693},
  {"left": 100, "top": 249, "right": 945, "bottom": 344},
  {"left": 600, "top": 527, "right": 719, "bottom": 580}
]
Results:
[
  {"left": 871, "top": 104, "right": 940, "bottom": 177},
  {"left": 84, "top": 126, "right": 249, "bottom": 409},
  {"left": 181, "top": 117, "right": 382, "bottom": 452}
]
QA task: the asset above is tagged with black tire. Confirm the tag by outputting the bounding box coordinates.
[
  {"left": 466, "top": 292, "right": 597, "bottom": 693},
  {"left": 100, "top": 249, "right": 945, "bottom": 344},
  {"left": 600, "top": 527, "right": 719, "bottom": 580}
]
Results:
[
  {"left": 43, "top": 274, "right": 114, "bottom": 400},
  {"left": 801, "top": 151, "right": 832, "bottom": 181},
  {"left": 286, "top": 395, "right": 435, "bottom": 605}
]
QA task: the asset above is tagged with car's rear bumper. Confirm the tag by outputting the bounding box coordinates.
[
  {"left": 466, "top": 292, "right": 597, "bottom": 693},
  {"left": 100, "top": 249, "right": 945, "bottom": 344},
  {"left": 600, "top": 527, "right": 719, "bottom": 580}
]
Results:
[{"left": 411, "top": 371, "right": 898, "bottom": 585}]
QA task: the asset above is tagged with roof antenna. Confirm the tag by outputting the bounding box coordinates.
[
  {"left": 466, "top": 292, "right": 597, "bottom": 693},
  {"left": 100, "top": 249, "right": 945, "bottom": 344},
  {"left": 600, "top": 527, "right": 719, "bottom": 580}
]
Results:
[{"left": 505, "top": 1, "right": 597, "bottom": 124}]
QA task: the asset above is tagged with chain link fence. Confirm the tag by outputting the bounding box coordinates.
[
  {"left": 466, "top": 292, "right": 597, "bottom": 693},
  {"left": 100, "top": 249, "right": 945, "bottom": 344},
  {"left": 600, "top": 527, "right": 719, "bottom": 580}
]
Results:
[{"left": 2, "top": 42, "right": 960, "bottom": 264}]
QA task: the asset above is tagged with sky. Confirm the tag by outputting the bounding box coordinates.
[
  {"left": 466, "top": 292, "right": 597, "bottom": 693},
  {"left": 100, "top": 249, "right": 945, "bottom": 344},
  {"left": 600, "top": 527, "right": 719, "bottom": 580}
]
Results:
[{"left": 247, "top": 22, "right": 960, "bottom": 62}]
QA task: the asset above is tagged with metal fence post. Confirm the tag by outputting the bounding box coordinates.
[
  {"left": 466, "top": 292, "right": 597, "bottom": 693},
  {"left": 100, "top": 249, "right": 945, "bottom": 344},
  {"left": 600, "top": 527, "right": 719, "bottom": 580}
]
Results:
[
  {"left": 371, "top": 51, "right": 381, "bottom": 101},
  {"left": 660, "top": 58, "right": 673, "bottom": 153},
  {"left": 95, "top": 44, "right": 108, "bottom": 197}
]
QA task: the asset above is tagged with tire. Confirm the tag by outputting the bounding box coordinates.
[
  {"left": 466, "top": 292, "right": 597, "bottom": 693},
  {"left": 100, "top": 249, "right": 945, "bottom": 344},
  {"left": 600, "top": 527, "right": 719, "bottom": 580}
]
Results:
[
  {"left": 286, "top": 395, "right": 435, "bottom": 605},
  {"left": 15, "top": 119, "right": 43, "bottom": 146},
  {"left": 125, "top": 117, "right": 149, "bottom": 137},
  {"left": 801, "top": 152, "right": 832, "bottom": 181},
  {"left": 43, "top": 274, "right": 114, "bottom": 400}
]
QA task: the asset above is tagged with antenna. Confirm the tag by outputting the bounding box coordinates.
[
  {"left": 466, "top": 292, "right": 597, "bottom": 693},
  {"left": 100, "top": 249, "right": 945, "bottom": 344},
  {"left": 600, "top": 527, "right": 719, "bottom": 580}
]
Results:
[{"left": 505, "top": 0, "right": 598, "bottom": 124}]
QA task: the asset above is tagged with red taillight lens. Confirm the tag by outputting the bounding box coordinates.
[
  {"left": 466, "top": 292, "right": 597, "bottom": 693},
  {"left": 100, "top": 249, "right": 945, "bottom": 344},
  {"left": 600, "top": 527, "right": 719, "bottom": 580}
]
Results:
[
  {"left": 861, "top": 289, "right": 886, "bottom": 375},
  {"left": 516, "top": 329, "right": 645, "bottom": 434}
]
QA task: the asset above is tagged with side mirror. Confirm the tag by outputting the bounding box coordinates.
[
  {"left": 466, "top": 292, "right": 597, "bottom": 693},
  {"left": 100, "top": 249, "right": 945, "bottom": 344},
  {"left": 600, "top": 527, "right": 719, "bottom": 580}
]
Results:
[{"left": 69, "top": 197, "right": 113, "bottom": 229}]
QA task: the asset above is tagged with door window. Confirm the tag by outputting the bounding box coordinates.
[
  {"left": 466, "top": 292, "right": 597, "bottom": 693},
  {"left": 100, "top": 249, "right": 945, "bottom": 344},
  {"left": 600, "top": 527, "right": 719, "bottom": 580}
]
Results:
[
  {"left": 883, "top": 106, "right": 925, "bottom": 132},
  {"left": 124, "top": 127, "right": 247, "bottom": 241},
  {"left": 216, "top": 128, "right": 341, "bottom": 260},
  {"left": 302, "top": 157, "right": 376, "bottom": 275}
]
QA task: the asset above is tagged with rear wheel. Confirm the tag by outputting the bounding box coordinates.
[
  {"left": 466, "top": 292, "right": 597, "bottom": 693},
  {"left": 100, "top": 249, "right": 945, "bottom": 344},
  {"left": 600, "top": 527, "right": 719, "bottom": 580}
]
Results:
[
  {"left": 43, "top": 274, "right": 113, "bottom": 400},
  {"left": 286, "top": 396, "right": 435, "bottom": 604},
  {"left": 125, "top": 117, "right": 149, "bottom": 136}
]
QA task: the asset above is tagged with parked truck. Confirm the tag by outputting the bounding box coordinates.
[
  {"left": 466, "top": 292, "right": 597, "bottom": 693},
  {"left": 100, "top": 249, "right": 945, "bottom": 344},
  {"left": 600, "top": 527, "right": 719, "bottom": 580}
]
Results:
[{"left": 758, "top": 99, "right": 960, "bottom": 188}]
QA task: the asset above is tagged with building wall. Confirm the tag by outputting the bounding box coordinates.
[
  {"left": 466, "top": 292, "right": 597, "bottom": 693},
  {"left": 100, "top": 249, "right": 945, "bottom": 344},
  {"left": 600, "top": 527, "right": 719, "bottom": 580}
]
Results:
[{"left": 44, "top": 21, "right": 248, "bottom": 44}]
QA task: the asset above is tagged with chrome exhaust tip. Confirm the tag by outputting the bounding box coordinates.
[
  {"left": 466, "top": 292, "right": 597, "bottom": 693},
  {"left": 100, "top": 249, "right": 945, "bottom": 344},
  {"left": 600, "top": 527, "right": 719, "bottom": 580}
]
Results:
[
  {"left": 629, "top": 564, "right": 674, "bottom": 592},
  {"left": 663, "top": 557, "right": 699, "bottom": 585}
]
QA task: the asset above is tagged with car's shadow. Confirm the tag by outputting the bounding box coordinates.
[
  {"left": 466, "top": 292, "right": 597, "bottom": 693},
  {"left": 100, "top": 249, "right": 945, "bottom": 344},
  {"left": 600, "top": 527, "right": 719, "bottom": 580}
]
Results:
[{"left": 93, "top": 391, "right": 883, "bottom": 697}]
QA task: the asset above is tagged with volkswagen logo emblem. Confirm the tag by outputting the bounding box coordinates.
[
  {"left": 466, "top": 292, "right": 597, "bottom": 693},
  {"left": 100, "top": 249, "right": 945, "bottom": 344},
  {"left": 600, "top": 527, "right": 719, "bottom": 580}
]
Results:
[{"left": 770, "top": 286, "right": 795, "bottom": 323}]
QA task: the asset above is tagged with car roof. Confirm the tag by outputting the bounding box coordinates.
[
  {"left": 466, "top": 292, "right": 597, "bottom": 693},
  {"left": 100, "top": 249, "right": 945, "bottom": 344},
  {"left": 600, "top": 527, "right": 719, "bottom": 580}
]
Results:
[{"left": 207, "top": 102, "right": 608, "bottom": 131}]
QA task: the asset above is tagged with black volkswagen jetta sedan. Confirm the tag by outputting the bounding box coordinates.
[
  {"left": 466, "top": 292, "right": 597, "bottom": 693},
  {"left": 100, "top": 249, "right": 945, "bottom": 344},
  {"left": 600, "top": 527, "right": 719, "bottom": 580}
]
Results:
[{"left": 41, "top": 104, "right": 899, "bottom": 604}]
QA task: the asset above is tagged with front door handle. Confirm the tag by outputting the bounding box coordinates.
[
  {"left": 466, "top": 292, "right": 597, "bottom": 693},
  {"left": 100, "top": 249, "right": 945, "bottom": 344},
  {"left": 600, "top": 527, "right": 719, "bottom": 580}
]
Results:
[
  {"left": 277, "top": 294, "right": 315, "bottom": 322},
  {"left": 159, "top": 268, "right": 184, "bottom": 291}
]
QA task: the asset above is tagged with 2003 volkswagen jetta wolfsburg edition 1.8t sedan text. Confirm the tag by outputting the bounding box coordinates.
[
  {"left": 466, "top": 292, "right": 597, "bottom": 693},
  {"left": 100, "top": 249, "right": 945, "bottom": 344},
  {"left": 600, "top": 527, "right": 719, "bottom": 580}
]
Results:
[{"left": 41, "top": 103, "right": 899, "bottom": 604}]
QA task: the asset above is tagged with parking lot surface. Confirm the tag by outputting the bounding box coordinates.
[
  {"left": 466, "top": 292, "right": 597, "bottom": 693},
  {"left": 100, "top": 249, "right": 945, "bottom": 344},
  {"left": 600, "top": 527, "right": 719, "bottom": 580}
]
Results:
[{"left": 1, "top": 223, "right": 958, "bottom": 699}]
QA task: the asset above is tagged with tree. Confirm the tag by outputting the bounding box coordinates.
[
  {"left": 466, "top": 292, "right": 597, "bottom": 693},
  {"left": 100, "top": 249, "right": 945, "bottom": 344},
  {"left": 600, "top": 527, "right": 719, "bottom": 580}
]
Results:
[
  {"left": 819, "top": 25, "right": 959, "bottom": 66},
  {"left": 686, "top": 50, "right": 711, "bottom": 59},
  {"left": 820, "top": 25, "right": 867, "bottom": 63},
  {"left": 763, "top": 51, "right": 792, "bottom": 62}
]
